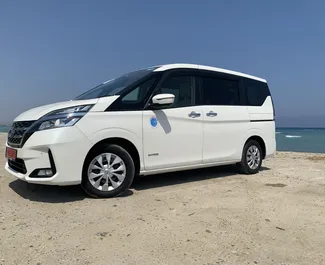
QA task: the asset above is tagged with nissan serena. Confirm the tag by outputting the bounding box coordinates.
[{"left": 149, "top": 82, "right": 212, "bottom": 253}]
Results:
[{"left": 5, "top": 64, "right": 276, "bottom": 198}]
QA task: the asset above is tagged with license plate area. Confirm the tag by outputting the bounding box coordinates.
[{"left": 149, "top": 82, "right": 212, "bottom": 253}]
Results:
[{"left": 6, "top": 147, "right": 17, "bottom": 160}]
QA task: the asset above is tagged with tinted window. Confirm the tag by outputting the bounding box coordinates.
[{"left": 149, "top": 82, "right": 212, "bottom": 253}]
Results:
[
  {"left": 201, "top": 76, "right": 240, "bottom": 105},
  {"left": 244, "top": 78, "right": 270, "bottom": 106},
  {"left": 75, "top": 68, "right": 156, "bottom": 100},
  {"left": 122, "top": 78, "right": 156, "bottom": 103},
  {"left": 154, "top": 75, "right": 193, "bottom": 108}
]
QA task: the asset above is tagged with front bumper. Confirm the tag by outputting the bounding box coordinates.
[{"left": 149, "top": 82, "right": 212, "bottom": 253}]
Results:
[{"left": 5, "top": 126, "right": 93, "bottom": 185}]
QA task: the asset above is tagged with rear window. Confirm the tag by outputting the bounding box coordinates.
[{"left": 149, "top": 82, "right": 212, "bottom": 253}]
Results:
[{"left": 244, "top": 78, "right": 270, "bottom": 106}]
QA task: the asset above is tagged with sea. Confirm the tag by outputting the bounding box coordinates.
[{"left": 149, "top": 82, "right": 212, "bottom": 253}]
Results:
[
  {"left": 276, "top": 128, "right": 325, "bottom": 153},
  {"left": 0, "top": 126, "right": 325, "bottom": 153},
  {"left": 0, "top": 126, "right": 9, "bottom": 133}
]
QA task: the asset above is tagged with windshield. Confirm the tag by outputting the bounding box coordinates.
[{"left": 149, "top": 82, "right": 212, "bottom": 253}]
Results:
[{"left": 75, "top": 68, "right": 157, "bottom": 100}]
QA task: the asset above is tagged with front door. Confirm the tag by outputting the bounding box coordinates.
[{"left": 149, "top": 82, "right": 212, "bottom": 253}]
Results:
[{"left": 143, "top": 73, "right": 203, "bottom": 171}]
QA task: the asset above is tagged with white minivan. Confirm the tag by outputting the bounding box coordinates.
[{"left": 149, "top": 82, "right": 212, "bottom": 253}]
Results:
[{"left": 5, "top": 64, "right": 276, "bottom": 198}]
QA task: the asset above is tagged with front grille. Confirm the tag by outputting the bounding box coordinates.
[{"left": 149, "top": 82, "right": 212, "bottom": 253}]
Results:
[
  {"left": 8, "top": 158, "right": 27, "bottom": 174},
  {"left": 7, "top": 121, "right": 35, "bottom": 147}
]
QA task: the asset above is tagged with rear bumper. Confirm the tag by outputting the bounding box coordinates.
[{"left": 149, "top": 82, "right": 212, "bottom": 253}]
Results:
[
  {"left": 5, "top": 126, "right": 93, "bottom": 185},
  {"left": 265, "top": 136, "right": 276, "bottom": 159}
]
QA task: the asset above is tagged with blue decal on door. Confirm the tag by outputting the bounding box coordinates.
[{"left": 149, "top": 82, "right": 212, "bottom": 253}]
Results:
[{"left": 150, "top": 116, "right": 158, "bottom": 128}]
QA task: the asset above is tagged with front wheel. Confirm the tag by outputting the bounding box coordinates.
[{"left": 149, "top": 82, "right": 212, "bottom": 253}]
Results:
[
  {"left": 237, "top": 140, "right": 262, "bottom": 174},
  {"left": 81, "top": 144, "right": 135, "bottom": 198}
]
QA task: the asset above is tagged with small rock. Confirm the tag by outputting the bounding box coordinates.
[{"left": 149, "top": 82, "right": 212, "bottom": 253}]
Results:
[
  {"left": 265, "top": 183, "right": 287, "bottom": 188},
  {"left": 96, "top": 232, "right": 108, "bottom": 237},
  {"left": 265, "top": 219, "right": 271, "bottom": 222},
  {"left": 254, "top": 261, "right": 258, "bottom": 264},
  {"left": 276, "top": 226, "right": 285, "bottom": 231},
  {"left": 187, "top": 239, "right": 190, "bottom": 242},
  {"left": 127, "top": 234, "right": 131, "bottom": 237},
  {"left": 29, "top": 245, "right": 33, "bottom": 248},
  {"left": 188, "top": 212, "right": 195, "bottom": 216},
  {"left": 272, "top": 237, "right": 275, "bottom": 240},
  {"left": 112, "top": 205, "right": 117, "bottom": 207},
  {"left": 205, "top": 229, "right": 212, "bottom": 233}
]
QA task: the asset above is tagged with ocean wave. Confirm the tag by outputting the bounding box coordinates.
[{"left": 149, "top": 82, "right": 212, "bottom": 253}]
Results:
[
  {"left": 276, "top": 132, "right": 282, "bottom": 134},
  {"left": 285, "top": 135, "right": 302, "bottom": 138}
]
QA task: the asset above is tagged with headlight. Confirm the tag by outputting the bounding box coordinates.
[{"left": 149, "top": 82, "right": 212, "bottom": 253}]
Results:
[
  {"left": 38, "top": 116, "right": 81, "bottom": 130},
  {"left": 48, "top": 105, "right": 93, "bottom": 115},
  {"left": 36, "top": 105, "right": 93, "bottom": 131}
]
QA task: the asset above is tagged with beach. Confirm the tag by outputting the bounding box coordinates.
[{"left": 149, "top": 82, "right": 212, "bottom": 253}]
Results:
[{"left": 0, "top": 132, "right": 325, "bottom": 265}]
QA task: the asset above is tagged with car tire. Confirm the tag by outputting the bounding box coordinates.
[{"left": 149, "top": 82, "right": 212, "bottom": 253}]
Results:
[
  {"left": 237, "top": 140, "right": 262, "bottom": 174},
  {"left": 81, "top": 144, "right": 135, "bottom": 198}
]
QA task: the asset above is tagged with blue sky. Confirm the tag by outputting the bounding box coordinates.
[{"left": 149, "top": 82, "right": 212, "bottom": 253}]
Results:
[{"left": 0, "top": 0, "right": 324, "bottom": 126}]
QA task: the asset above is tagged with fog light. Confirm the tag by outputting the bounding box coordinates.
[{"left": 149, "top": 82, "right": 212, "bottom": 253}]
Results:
[{"left": 37, "top": 169, "right": 53, "bottom": 177}]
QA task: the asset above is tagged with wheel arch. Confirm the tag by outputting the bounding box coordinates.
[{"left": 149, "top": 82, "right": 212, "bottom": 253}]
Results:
[
  {"left": 244, "top": 135, "right": 266, "bottom": 159},
  {"left": 84, "top": 137, "right": 141, "bottom": 176}
]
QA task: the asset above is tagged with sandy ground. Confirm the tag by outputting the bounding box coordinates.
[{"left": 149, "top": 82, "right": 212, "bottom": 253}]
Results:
[{"left": 0, "top": 133, "right": 325, "bottom": 265}]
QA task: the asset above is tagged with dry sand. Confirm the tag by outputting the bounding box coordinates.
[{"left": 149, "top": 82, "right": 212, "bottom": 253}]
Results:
[{"left": 0, "top": 133, "right": 324, "bottom": 265}]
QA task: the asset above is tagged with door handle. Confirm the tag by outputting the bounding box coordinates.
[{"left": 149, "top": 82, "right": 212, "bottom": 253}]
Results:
[
  {"left": 206, "top": 111, "right": 218, "bottom": 117},
  {"left": 188, "top": 111, "right": 201, "bottom": 118}
]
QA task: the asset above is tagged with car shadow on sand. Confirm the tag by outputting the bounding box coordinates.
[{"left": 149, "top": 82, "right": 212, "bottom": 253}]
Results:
[
  {"left": 9, "top": 180, "right": 134, "bottom": 203},
  {"left": 9, "top": 180, "right": 87, "bottom": 203},
  {"left": 132, "top": 165, "right": 270, "bottom": 190},
  {"left": 9, "top": 165, "right": 270, "bottom": 203}
]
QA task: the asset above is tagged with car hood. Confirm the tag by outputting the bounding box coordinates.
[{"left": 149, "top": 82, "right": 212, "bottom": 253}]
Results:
[{"left": 14, "top": 96, "right": 119, "bottom": 121}]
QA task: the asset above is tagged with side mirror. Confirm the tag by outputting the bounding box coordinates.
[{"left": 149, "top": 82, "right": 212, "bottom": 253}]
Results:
[{"left": 151, "top": 93, "right": 175, "bottom": 107}]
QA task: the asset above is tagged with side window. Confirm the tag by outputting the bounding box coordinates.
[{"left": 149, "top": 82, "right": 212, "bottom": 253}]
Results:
[
  {"left": 122, "top": 87, "right": 140, "bottom": 102},
  {"left": 244, "top": 78, "right": 270, "bottom": 106},
  {"left": 201, "top": 76, "right": 240, "bottom": 105},
  {"left": 121, "top": 78, "right": 156, "bottom": 103},
  {"left": 154, "top": 75, "right": 193, "bottom": 108}
]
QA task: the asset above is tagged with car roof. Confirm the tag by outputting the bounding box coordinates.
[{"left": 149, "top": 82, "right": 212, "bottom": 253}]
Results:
[{"left": 154, "top": 63, "right": 266, "bottom": 83}]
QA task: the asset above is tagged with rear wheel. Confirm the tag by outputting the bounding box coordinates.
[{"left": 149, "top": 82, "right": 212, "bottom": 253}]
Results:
[
  {"left": 237, "top": 140, "right": 262, "bottom": 174},
  {"left": 81, "top": 144, "right": 135, "bottom": 198}
]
